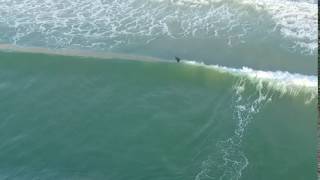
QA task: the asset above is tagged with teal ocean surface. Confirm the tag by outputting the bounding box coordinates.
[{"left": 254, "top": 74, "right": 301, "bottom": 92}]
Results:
[{"left": 0, "top": 0, "right": 318, "bottom": 179}]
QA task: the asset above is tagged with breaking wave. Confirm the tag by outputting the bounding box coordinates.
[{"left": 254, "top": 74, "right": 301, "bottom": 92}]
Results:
[
  {"left": 0, "top": 43, "right": 316, "bottom": 103},
  {"left": 183, "top": 60, "right": 317, "bottom": 103}
]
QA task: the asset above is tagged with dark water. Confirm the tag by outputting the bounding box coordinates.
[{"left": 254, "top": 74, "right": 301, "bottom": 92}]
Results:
[{"left": 0, "top": 52, "right": 316, "bottom": 180}]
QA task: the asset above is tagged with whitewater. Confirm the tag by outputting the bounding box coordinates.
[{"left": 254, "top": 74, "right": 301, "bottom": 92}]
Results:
[{"left": 0, "top": 0, "right": 317, "bottom": 53}]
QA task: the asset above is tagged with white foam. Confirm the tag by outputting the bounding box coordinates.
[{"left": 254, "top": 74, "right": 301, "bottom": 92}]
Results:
[
  {"left": 238, "top": 0, "right": 318, "bottom": 54},
  {"left": 0, "top": 0, "right": 316, "bottom": 54},
  {"left": 183, "top": 60, "right": 317, "bottom": 100}
]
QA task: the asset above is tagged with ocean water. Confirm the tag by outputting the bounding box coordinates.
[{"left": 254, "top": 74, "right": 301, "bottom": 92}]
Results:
[{"left": 0, "top": 0, "right": 318, "bottom": 180}]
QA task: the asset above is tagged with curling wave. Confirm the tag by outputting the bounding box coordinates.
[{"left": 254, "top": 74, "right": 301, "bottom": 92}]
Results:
[{"left": 183, "top": 60, "right": 317, "bottom": 103}]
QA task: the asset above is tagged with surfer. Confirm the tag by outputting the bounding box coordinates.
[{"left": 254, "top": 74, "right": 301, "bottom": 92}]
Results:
[{"left": 175, "top": 56, "right": 180, "bottom": 63}]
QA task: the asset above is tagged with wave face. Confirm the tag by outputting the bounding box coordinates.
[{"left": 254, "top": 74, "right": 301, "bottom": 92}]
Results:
[
  {"left": 0, "top": 52, "right": 317, "bottom": 180},
  {"left": 0, "top": 0, "right": 317, "bottom": 56}
]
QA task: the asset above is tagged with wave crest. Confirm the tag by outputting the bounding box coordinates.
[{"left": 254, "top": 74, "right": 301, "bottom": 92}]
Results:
[{"left": 183, "top": 60, "right": 317, "bottom": 103}]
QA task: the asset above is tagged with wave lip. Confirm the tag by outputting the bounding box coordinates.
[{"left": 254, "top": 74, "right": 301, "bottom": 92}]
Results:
[{"left": 183, "top": 60, "right": 317, "bottom": 99}]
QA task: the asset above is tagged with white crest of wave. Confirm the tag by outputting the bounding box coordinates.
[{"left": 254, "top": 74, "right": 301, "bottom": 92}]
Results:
[{"left": 183, "top": 60, "right": 317, "bottom": 102}]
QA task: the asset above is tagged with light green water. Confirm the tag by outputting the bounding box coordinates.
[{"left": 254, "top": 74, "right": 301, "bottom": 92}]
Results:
[{"left": 0, "top": 52, "right": 316, "bottom": 180}]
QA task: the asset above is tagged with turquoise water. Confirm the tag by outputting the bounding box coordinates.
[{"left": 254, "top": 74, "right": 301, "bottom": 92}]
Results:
[
  {"left": 0, "top": 0, "right": 318, "bottom": 179},
  {"left": 0, "top": 52, "right": 317, "bottom": 179}
]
